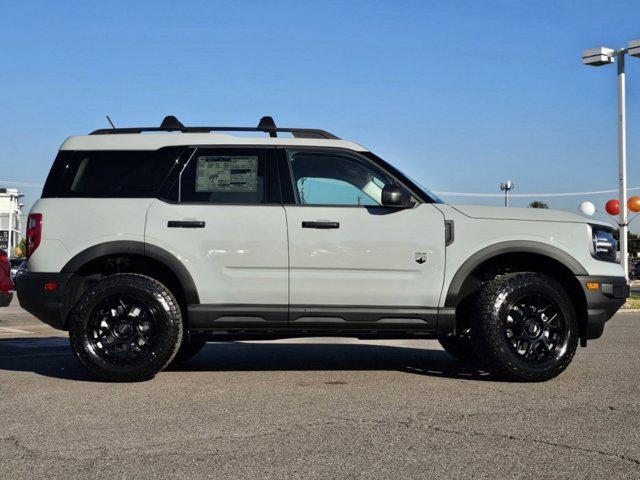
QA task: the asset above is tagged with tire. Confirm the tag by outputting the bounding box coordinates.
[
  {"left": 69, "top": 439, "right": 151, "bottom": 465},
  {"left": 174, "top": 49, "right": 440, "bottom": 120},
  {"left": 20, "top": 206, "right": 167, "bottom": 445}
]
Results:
[
  {"left": 438, "top": 335, "right": 478, "bottom": 362},
  {"left": 171, "top": 337, "right": 207, "bottom": 364},
  {"left": 471, "top": 272, "right": 578, "bottom": 382},
  {"left": 69, "top": 274, "right": 183, "bottom": 382}
]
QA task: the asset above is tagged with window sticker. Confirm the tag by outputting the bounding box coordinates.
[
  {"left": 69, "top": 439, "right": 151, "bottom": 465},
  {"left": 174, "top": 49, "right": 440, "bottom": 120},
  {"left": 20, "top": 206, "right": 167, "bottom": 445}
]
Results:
[{"left": 195, "top": 156, "right": 258, "bottom": 192}]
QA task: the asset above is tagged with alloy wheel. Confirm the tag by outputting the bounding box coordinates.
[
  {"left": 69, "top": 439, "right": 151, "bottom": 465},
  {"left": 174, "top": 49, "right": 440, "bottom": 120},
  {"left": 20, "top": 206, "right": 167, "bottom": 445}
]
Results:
[
  {"left": 87, "top": 294, "right": 157, "bottom": 365},
  {"left": 504, "top": 294, "right": 568, "bottom": 363}
]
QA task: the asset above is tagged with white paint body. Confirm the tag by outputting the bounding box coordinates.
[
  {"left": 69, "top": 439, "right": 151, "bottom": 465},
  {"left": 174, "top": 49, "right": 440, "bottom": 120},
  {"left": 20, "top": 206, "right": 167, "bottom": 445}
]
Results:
[
  {"left": 28, "top": 132, "right": 625, "bottom": 310},
  {"left": 145, "top": 202, "right": 289, "bottom": 305},
  {"left": 284, "top": 204, "right": 445, "bottom": 307}
]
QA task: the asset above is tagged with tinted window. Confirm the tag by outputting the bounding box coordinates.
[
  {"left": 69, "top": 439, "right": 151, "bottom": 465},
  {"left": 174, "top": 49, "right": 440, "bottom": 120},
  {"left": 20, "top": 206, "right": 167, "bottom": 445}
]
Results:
[
  {"left": 43, "top": 148, "right": 183, "bottom": 198},
  {"left": 288, "top": 150, "right": 394, "bottom": 206},
  {"left": 179, "top": 148, "right": 267, "bottom": 204}
]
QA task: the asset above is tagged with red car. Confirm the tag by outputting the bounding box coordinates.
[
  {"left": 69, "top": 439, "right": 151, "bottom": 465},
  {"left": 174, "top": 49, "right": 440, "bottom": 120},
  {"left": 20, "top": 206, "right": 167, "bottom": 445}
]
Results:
[{"left": 0, "top": 249, "right": 14, "bottom": 307}]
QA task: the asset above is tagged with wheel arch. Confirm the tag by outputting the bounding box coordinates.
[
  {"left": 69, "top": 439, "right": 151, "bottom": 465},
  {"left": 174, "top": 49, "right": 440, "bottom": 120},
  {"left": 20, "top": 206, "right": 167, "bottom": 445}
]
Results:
[
  {"left": 61, "top": 241, "right": 200, "bottom": 306},
  {"left": 444, "top": 241, "right": 588, "bottom": 334}
]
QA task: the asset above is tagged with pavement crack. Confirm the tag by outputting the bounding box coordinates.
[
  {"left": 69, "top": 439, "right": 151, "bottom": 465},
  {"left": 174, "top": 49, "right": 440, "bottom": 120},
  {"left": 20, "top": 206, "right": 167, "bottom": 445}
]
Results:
[
  {"left": 327, "top": 415, "right": 640, "bottom": 468},
  {"left": 1, "top": 435, "right": 39, "bottom": 459},
  {"left": 426, "top": 425, "right": 640, "bottom": 468}
]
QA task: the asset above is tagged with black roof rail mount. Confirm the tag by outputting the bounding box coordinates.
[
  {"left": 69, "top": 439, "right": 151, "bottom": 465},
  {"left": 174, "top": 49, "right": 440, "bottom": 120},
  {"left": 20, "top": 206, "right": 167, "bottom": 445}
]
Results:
[
  {"left": 159, "top": 115, "right": 184, "bottom": 129},
  {"left": 90, "top": 115, "right": 340, "bottom": 139}
]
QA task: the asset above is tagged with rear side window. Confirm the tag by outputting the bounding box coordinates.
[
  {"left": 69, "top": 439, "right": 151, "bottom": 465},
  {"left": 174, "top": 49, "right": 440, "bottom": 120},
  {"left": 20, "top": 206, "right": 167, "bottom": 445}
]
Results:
[
  {"left": 176, "top": 147, "right": 269, "bottom": 204},
  {"left": 42, "top": 147, "right": 183, "bottom": 198}
]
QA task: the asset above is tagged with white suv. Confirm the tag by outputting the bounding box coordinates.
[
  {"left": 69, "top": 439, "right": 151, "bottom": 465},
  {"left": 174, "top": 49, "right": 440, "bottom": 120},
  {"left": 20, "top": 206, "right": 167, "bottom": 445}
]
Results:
[{"left": 17, "top": 116, "right": 629, "bottom": 382}]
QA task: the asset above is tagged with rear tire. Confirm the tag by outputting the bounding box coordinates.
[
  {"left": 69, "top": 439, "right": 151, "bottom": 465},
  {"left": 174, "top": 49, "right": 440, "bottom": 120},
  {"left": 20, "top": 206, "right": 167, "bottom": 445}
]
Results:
[
  {"left": 438, "top": 335, "right": 478, "bottom": 362},
  {"left": 471, "top": 272, "right": 578, "bottom": 382},
  {"left": 69, "top": 274, "right": 183, "bottom": 382}
]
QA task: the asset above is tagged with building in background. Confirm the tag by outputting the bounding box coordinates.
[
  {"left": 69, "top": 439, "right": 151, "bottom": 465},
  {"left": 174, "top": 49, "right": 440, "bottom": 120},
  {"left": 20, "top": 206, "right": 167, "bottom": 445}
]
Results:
[{"left": 0, "top": 188, "right": 24, "bottom": 257}]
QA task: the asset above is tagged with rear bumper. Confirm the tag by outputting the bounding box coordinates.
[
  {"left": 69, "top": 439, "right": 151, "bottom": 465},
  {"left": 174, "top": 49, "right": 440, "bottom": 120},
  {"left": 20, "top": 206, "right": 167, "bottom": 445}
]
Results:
[
  {"left": 580, "top": 275, "right": 629, "bottom": 340},
  {"left": 15, "top": 272, "right": 75, "bottom": 330}
]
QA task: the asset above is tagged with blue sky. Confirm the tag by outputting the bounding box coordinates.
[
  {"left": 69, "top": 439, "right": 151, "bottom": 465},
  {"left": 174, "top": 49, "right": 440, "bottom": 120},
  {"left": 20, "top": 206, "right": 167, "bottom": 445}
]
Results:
[{"left": 1, "top": 0, "right": 640, "bottom": 228}]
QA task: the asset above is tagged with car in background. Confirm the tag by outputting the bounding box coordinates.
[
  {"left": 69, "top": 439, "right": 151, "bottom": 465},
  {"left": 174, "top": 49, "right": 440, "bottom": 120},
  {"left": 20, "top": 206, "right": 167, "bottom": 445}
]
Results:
[
  {"left": 0, "top": 249, "right": 14, "bottom": 307},
  {"left": 633, "top": 261, "right": 640, "bottom": 279},
  {"left": 9, "top": 258, "right": 26, "bottom": 281}
]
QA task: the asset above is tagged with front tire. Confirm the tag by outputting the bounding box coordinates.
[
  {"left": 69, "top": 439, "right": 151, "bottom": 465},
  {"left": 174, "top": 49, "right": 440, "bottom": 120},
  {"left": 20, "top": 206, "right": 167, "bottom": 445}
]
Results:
[
  {"left": 69, "top": 274, "right": 183, "bottom": 382},
  {"left": 472, "top": 272, "right": 578, "bottom": 382}
]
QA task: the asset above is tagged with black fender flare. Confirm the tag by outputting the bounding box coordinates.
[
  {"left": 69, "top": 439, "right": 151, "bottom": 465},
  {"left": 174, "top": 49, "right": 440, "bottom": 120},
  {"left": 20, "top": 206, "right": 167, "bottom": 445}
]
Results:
[
  {"left": 444, "top": 240, "right": 588, "bottom": 308},
  {"left": 61, "top": 240, "right": 200, "bottom": 304}
]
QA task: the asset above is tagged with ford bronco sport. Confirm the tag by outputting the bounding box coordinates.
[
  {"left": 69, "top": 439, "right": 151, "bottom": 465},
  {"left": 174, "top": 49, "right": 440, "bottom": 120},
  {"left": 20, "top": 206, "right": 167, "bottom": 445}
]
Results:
[{"left": 16, "top": 116, "right": 629, "bottom": 382}]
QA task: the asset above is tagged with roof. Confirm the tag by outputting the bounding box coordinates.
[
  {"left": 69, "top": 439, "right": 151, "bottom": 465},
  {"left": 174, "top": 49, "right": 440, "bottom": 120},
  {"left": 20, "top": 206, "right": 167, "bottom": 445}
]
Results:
[
  {"left": 59, "top": 133, "right": 368, "bottom": 152},
  {"left": 59, "top": 115, "right": 368, "bottom": 152}
]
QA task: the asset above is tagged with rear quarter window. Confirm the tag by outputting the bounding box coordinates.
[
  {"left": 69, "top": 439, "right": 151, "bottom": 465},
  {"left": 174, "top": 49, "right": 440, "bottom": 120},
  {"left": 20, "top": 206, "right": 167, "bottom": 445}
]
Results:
[{"left": 42, "top": 147, "right": 184, "bottom": 198}]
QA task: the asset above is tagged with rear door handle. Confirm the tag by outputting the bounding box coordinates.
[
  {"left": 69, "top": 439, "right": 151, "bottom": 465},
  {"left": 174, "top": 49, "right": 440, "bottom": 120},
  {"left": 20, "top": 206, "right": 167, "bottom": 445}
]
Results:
[
  {"left": 301, "top": 221, "right": 340, "bottom": 229},
  {"left": 167, "top": 220, "right": 206, "bottom": 228}
]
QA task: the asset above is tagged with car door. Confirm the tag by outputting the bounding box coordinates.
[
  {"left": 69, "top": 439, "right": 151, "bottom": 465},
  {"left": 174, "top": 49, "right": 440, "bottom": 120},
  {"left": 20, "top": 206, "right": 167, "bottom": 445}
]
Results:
[
  {"left": 281, "top": 148, "right": 446, "bottom": 329},
  {"left": 145, "top": 146, "right": 289, "bottom": 328}
]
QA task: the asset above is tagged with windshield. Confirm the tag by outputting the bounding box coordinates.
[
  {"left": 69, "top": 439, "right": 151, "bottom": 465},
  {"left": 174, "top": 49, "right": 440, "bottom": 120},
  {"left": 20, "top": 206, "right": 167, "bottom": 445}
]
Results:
[
  {"left": 404, "top": 174, "right": 444, "bottom": 204},
  {"left": 362, "top": 152, "right": 444, "bottom": 204}
]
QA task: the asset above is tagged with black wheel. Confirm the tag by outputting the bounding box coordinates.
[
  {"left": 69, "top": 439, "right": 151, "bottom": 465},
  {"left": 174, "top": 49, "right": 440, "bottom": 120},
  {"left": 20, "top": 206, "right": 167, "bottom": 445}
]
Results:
[
  {"left": 69, "top": 274, "right": 183, "bottom": 382},
  {"left": 171, "top": 337, "right": 206, "bottom": 364},
  {"left": 439, "top": 334, "right": 478, "bottom": 362},
  {"left": 472, "top": 272, "right": 578, "bottom": 381}
]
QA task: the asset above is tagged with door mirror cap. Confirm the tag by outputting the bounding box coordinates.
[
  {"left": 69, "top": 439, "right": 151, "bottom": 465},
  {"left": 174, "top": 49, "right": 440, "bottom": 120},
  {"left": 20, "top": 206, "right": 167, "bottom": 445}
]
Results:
[{"left": 381, "top": 185, "right": 413, "bottom": 208}]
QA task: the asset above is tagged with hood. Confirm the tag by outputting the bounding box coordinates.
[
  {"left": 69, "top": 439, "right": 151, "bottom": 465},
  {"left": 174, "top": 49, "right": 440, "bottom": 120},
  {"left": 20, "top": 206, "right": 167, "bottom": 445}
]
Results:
[{"left": 450, "top": 204, "right": 610, "bottom": 226}]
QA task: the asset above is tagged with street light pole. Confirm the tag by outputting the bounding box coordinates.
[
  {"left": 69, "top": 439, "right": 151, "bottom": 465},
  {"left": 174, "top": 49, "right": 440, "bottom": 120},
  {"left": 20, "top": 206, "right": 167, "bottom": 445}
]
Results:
[
  {"left": 617, "top": 54, "right": 629, "bottom": 278},
  {"left": 7, "top": 205, "right": 12, "bottom": 258},
  {"left": 500, "top": 181, "right": 515, "bottom": 207},
  {"left": 582, "top": 41, "right": 640, "bottom": 280}
]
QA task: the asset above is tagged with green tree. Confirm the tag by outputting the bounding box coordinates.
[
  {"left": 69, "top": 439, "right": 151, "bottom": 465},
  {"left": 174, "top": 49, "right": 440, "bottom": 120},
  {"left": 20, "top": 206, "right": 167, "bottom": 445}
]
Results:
[
  {"left": 12, "top": 238, "right": 26, "bottom": 258},
  {"left": 613, "top": 230, "right": 639, "bottom": 258},
  {"left": 528, "top": 201, "right": 549, "bottom": 209}
]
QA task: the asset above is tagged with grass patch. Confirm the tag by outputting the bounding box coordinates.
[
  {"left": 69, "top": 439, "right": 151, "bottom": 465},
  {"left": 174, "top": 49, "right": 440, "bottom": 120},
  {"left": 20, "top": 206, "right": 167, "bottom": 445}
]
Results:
[{"left": 622, "top": 294, "right": 640, "bottom": 309}]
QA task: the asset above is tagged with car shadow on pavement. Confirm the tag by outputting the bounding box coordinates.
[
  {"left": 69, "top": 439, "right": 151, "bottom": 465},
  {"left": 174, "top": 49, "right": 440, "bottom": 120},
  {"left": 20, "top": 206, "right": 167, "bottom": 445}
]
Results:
[
  {"left": 169, "top": 342, "right": 496, "bottom": 381},
  {"left": 0, "top": 336, "right": 98, "bottom": 381},
  {"left": 0, "top": 337, "right": 497, "bottom": 382}
]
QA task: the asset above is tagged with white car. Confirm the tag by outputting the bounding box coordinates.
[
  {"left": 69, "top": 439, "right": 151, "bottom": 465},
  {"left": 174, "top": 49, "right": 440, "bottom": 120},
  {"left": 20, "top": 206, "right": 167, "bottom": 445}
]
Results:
[{"left": 16, "top": 116, "right": 628, "bottom": 382}]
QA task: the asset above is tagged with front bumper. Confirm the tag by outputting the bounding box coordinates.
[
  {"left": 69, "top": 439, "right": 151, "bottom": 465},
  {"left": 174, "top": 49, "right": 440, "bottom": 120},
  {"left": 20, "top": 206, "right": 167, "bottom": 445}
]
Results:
[
  {"left": 15, "top": 272, "right": 76, "bottom": 330},
  {"left": 580, "top": 275, "right": 629, "bottom": 340}
]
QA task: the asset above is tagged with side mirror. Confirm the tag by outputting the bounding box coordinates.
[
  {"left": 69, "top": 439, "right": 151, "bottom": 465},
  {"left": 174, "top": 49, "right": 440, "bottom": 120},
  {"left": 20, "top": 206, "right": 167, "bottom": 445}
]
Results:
[{"left": 381, "top": 185, "right": 412, "bottom": 208}]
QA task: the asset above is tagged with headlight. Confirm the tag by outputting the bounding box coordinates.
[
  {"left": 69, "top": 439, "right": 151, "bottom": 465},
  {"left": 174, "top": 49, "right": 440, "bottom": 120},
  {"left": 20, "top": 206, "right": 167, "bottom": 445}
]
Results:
[{"left": 591, "top": 226, "right": 617, "bottom": 262}]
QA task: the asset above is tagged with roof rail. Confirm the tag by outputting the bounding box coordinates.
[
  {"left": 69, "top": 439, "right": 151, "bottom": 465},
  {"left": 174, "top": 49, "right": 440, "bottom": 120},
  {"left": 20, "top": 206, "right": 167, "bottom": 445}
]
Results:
[{"left": 90, "top": 115, "right": 340, "bottom": 139}]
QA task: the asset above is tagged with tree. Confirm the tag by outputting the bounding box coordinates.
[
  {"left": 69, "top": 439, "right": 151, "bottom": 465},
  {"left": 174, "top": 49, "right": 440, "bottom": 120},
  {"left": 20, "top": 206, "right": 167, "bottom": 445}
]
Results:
[
  {"left": 12, "top": 238, "right": 26, "bottom": 258},
  {"left": 613, "top": 230, "right": 639, "bottom": 258},
  {"left": 528, "top": 201, "right": 549, "bottom": 209}
]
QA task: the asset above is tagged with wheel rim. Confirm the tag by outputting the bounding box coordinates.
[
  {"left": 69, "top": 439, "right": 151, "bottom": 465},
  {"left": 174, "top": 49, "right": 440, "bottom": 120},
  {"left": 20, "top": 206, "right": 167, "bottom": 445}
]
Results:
[
  {"left": 504, "top": 294, "right": 568, "bottom": 363},
  {"left": 87, "top": 294, "right": 158, "bottom": 365}
]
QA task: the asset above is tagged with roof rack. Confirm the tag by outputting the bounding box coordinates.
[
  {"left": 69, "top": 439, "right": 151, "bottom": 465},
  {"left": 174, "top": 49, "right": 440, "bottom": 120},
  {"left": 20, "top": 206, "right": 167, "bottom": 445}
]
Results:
[{"left": 90, "top": 115, "right": 340, "bottom": 139}]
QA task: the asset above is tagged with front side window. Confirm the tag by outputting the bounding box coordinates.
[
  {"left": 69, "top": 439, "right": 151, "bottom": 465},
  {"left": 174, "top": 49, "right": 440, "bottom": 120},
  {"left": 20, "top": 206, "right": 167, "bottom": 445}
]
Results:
[
  {"left": 288, "top": 151, "right": 394, "bottom": 206},
  {"left": 179, "top": 148, "right": 266, "bottom": 204}
]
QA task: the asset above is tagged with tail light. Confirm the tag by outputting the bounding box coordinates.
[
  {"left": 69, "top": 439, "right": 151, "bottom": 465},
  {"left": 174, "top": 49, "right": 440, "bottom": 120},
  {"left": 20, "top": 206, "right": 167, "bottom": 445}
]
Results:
[
  {"left": 26, "top": 213, "right": 43, "bottom": 259},
  {"left": 0, "top": 250, "right": 11, "bottom": 294}
]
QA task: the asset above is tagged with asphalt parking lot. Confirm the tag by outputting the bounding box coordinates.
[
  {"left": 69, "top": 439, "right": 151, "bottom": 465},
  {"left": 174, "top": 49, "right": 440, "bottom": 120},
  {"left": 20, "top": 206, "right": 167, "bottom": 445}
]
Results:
[{"left": 1, "top": 298, "right": 639, "bottom": 479}]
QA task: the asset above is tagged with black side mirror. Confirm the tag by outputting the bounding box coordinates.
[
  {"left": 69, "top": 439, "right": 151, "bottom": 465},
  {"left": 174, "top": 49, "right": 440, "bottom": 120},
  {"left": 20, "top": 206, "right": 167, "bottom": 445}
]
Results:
[{"left": 381, "top": 185, "right": 412, "bottom": 208}]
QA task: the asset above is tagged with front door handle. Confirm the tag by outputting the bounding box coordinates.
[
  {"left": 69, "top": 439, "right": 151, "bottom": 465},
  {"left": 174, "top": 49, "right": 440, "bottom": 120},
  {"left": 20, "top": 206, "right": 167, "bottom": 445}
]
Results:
[
  {"left": 167, "top": 220, "right": 206, "bottom": 228},
  {"left": 302, "top": 221, "right": 340, "bottom": 229}
]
